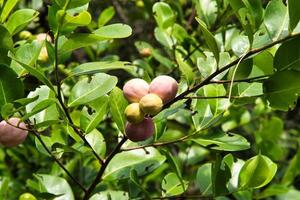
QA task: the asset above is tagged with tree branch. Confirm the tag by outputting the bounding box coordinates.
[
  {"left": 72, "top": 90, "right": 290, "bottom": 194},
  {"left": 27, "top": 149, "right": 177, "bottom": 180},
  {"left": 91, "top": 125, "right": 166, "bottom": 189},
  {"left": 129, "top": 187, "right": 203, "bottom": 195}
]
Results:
[
  {"left": 164, "top": 32, "right": 300, "bottom": 109},
  {"left": 83, "top": 136, "right": 128, "bottom": 200}
]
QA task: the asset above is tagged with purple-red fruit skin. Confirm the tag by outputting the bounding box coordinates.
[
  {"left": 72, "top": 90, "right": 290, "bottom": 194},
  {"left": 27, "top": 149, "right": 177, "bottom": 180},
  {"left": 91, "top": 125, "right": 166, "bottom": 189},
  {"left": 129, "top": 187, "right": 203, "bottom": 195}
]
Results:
[
  {"left": 149, "top": 75, "right": 178, "bottom": 104},
  {"left": 125, "top": 117, "right": 154, "bottom": 142},
  {"left": 123, "top": 78, "right": 149, "bottom": 103},
  {"left": 0, "top": 118, "right": 28, "bottom": 147}
]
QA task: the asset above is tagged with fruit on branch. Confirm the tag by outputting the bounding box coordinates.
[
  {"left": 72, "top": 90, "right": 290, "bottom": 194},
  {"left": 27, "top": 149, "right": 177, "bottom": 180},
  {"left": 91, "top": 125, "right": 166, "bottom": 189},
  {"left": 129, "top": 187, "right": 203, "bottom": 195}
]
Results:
[
  {"left": 19, "top": 31, "right": 32, "bottom": 40},
  {"left": 19, "top": 193, "right": 37, "bottom": 200},
  {"left": 36, "top": 33, "right": 52, "bottom": 43},
  {"left": 124, "top": 103, "right": 145, "bottom": 124},
  {"left": 139, "top": 48, "right": 152, "bottom": 57},
  {"left": 139, "top": 93, "right": 163, "bottom": 115},
  {"left": 125, "top": 117, "right": 154, "bottom": 142},
  {"left": 0, "top": 117, "right": 28, "bottom": 147},
  {"left": 123, "top": 78, "right": 149, "bottom": 103},
  {"left": 149, "top": 75, "right": 178, "bottom": 104}
]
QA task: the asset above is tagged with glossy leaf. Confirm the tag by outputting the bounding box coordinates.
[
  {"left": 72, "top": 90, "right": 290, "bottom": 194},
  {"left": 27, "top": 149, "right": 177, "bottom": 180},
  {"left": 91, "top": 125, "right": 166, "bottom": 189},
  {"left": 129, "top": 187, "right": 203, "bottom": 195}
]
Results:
[
  {"left": 161, "top": 173, "right": 188, "bottom": 197},
  {"left": 288, "top": 0, "right": 300, "bottom": 31},
  {"left": 109, "top": 87, "right": 128, "bottom": 133},
  {"left": 55, "top": 0, "right": 89, "bottom": 9},
  {"left": 90, "top": 191, "right": 129, "bottom": 200},
  {"left": 0, "top": 0, "right": 19, "bottom": 22},
  {"left": 98, "top": 6, "right": 115, "bottom": 27},
  {"left": 238, "top": 155, "right": 277, "bottom": 189},
  {"left": 85, "top": 129, "right": 106, "bottom": 158},
  {"left": 264, "top": 0, "right": 289, "bottom": 40},
  {"left": 69, "top": 61, "right": 134, "bottom": 77},
  {"left": 34, "top": 174, "right": 75, "bottom": 200},
  {"left": 94, "top": 23, "right": 132, "bottom": 39},
  {"left": 0, "top": 65, "right": 24, "bottom": 110},
  {"left": 103, "top": 147, "right": 166, "bottom": 180},
  {"left": 192, "top": 131, "right": 250, "bottom": 151},
  {"left": 68, "top": 73, "right": 117, "bottom": 107},
  {"left": 5, "top": 9, "right": 39, "bottom": 35},
  {"left": 196, "top": 163, "right": 212, "bottom": 196},
  {"left": 153, "top": 2, "right": 175, "bottom": 29},
  {"left": 274, "top": 37, "right": 300, "bottom": 71},
  {"left": 264, "top": 70, "right": 300, "bottom": 111},
  {"left": 196, "top": 17, "right": 219, "bottom": 63}
]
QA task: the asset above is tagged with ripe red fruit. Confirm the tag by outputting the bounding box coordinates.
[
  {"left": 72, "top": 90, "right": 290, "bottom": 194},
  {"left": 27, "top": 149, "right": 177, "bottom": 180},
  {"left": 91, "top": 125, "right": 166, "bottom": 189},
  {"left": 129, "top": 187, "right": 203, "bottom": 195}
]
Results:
[
  {"left": 125, "top": 117, "right": 154, "bottom": 142},
  {"left": 0, "top": 117, "right": 28, "bottom": 147},
  {"left": 123, "top": 78, "right": 149, "bottom": 103},
  {"left": 149, "top": 75, "right": 178, "bottom": 104}
]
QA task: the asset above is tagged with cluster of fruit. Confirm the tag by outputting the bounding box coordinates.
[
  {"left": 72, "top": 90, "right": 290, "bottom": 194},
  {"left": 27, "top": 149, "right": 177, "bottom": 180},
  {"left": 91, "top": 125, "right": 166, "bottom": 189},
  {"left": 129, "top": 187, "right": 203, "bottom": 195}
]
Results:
[
  {"left": 0, "top": 117, "right": 28, "bottom": 147},
  {"left": 123, "top": 75, "right": 178, "bottom": 142}
]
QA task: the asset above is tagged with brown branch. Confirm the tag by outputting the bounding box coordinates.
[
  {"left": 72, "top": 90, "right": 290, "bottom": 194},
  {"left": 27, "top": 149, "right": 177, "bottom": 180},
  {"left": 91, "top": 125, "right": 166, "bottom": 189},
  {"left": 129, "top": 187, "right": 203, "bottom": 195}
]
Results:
[
  {"left": 184, "top": 94, "right": 263, "bottom": 99},
  {"left": 164, "top": 32, "right": 300, "bottom": 109},
  {"left": 83, "top": 136, "right": 128, "bottom": 200},
  {"left": 209, "top": 75, "right": 270, "bottom": 84}
]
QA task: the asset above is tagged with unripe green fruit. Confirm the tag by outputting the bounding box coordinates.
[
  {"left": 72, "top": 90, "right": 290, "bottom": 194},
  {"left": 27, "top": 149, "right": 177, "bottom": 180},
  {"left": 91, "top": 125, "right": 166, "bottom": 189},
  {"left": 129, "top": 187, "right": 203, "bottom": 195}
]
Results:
[
  {"left": 38, "top": 47, "right": 48, "bottom": 62},
  {"left": 0, "top": 117, "right": 28, "bottom": 147},
  {"left": 123, "top": 78, "right": 149, "bottom": 103},
  {"left": 139, "top": 93, "right": 163, "bottom": 115},
  {"left": 124, "top": 103, "right": 145, "bottom": 124},
  {"left": 149, "top": 75, "right": 178, "bottom": 104},
  {"left": 125, "top": 117, "right": 154, "bottom": 142},
  {"left": 19, "top": 193, "right": 37, "bottom": 200},
  {"left": 19, "top": 31, "right": 32, "bottom": 40}
]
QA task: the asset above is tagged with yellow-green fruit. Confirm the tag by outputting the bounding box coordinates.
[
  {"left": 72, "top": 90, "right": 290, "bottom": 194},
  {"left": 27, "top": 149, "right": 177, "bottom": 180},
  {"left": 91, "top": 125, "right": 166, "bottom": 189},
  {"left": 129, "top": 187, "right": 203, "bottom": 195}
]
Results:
[
  {"left": 125, "top": 103, "right": 145, "bottom": 124},
  {"left": 139, "top": 93, "right": 163, "bottom": 115},
  {"left": 19, "top": 31, "right": 32, "bottom": 40},
  {"left": 19, "top": 193, "right": 37, "bottom": 200},
  {"left": 38, "top": 47, "right": 48, "bottom": 62}
]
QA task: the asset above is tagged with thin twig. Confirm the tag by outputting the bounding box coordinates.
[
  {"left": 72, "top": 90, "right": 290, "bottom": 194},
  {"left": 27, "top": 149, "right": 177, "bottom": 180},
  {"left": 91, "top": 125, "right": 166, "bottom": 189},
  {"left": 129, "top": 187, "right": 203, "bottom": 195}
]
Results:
[
  {"left": 83, "top": 136, "right": 128, "bottom": 200},
  {"left": 183, "top": 94, "right": 263, "bottom": 99}
]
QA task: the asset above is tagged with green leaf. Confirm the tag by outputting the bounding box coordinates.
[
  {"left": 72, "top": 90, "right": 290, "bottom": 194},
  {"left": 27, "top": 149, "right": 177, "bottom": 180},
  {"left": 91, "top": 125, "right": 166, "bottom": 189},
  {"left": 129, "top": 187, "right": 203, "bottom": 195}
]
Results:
[
  {"left": 57, "top": 10, "right": 91, "bottom": 33},
  {"left": 85, "top": 129, "right": 106, "bottom": 158},
  {"left": 55, "top": 0, "right": 89, "bottom": 9},
  {"left": 109, "top": 87, "right": 128, "bottom": 133},
  {"left": 9, "top": 52, "right": 55, "bottom": 91},
  {"left": 129, "top": 169, "right": 151, "bottom": 199},
  {"left": 282, "top": 147, "right": 300, "bottom": 185},
  {"left": 274, "top": 37, "right": 300, "bottom": 71},
  {"left": 34, "top": 174, "right": 75, "bottom": 200},
  {"left": 69, "top": 61, "right": 134, "bottom": 77},
  {"left": 26, "top": 85, "right": 59, "bottom": 125},
  {"left": 22, "top": 98, "right": 57, "bottom": 121},
  {"left": 98, "top": 6, "right": 115, "bottom": 27},
  {"left": 103, "top": 147, "right": 166, "bottom": 180},
  {"left": 59, "top": 33, "right": 105, "bottom": 54},
  {"left": 0, "top": 25, "right": 13, "bottom": 65},
  {"left": 264, "top": 0, "right": 289, "bottom": 40},
  {"left": 195, "top": 17, "right": 220, "bottom": 63},
  {"left": 90, "top": 191, "right": 129, "bottom": 200},
  {"left": 238, "top": 154, "right": 277, "bottom": 189},
  {"left": 192, "top": 131, "right": 250, "bottom": 151},
  {"left": 194, "top": 0, "right": 217, "bottom": 29},
  {"left": 192, "top": 84, "right": 229, "bottom": 130},
  {"left": 253, "top": 51, "right": 274, "bottom": 75},
  {"left": 288, "top": 0, "right": 300, "bottom": 31},
  {"left": 94, "top": 23, "right": 132, "bottom": 39},
  {"left": 0, "top": 0, "right": 19, "bottom": 22},
  {"left": 264, "top": 70, "right": 300, "bottom": 111},
  {"left": 0, "top": 65, "right": 24, "bottom": 111},
  {"left": 161, "top": 173, "right": 188, "bottom": 197},
  {"left": 83, "top": 96, "right": 109, "bottom": 133},
  {"left": 5, "top": 9, "right": 39, "bottom": 35},
  {"left": 68, "top": 73, "right": 117, "bottom": 107},
  {"left": 175, "top": 49, "right": 194, "bottom": 86},
  {"left": 196, "top": 163, "right": 212, "bottom": 196},
  {"left": 153, "top": 2, "right": 175, "bottom": 29}
]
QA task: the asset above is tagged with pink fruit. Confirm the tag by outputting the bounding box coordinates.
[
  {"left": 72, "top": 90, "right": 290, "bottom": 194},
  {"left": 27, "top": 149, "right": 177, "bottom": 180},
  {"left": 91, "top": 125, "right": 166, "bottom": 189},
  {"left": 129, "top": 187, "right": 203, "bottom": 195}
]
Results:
[
  {"left": 149, "top": 75, "right": 178, "bottom": 104},
  {"left": 123, "top": 78, "right": 149, "bottom": 103},
  {"left": 0, "top": 117, "right": 28, "bottom": 147},
  {"left": 125, "top": 117, "right": 154, "bottom": 142}
]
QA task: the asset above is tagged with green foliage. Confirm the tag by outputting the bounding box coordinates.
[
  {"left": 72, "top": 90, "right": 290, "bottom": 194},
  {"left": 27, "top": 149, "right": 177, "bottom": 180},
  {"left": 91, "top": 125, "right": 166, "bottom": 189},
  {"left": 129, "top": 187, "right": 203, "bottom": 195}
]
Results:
[{"left": 0, "top": 0, "right": 300, "bottom": 199}]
